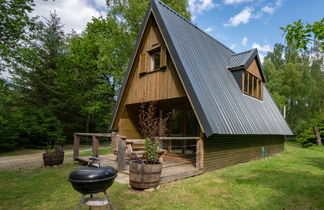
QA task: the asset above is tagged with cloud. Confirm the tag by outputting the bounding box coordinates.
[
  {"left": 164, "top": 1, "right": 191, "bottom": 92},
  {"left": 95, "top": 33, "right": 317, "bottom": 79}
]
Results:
[
  {"left": 252, "top": 42, "right": 272, "bottom": 53},
  {"left": 204, "top": 27, "right": 213, "bottom": 33},
  {"left": 224, "top": 0, "right": 252, "bottom": 5},
  {"left": 189, "top": 0, "right": 217, "bottom": 20},
  {"left": 230, "top": 44, "right": 237, "bottom": 50},
  {"left": 261, "top": 5, "right": 275, "bottom": 14},
  {"left": 31, "top": 0, "right": 106, "bottom": 33},
  {"left": 258, "top": 53, "right": 265, "bottom": 63},
  {"left": 92, "top": 0, "right": 107, "bottom": 9},
  {"left": 223, "top": 7, "right": 252, "bottom": 26},
  {"left": 261, "top": 0, "right": 283, "bottom": 15},
  {"left": 242, "top": 36, "right": 248, "bottom": 46}
]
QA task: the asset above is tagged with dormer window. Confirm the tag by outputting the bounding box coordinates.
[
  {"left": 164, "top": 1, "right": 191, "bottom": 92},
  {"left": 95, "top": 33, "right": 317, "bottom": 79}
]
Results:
[{"left": 242, "top": 71, "right": 263, "bottom": 100}]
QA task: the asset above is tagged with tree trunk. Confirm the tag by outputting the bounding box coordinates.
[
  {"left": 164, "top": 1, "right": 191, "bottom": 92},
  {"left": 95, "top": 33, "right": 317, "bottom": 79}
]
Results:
[
  {"left": 313, "top": 126, "right": 322, "bottom": 146},
  {"left": 86, "top": 113, "right": 91, "bottom": 133}
]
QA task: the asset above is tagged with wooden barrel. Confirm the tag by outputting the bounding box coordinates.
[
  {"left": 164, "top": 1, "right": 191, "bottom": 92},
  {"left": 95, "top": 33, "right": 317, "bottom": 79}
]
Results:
[
  {"left": 129, "top": 162, "right": 162, "bottom": 189},
  {"left": 43, "top": 152, "right": 64, "bottom": 167}
]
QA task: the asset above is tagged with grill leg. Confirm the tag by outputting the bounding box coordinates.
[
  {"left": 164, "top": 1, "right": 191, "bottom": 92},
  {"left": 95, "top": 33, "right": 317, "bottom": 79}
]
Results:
[
  {"left": 77, "top": 194, "right": 85, "bottom": 210},
  {"left": 104, "top": 191, "right": 114, "bottom": 210}
]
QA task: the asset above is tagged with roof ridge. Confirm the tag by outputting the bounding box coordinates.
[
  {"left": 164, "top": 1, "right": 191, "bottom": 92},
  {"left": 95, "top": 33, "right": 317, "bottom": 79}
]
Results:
[
  {"left": 155, "top": 0, "right": 235, "bottom": 54},
  {"left": 232, "top": 48, "right": 256, "bottom": 56}
]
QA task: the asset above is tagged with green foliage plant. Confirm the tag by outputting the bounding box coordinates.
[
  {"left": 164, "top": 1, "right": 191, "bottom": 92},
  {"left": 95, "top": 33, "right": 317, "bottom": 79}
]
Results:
[{"left": 138, "top": 101, "right": 169, "bottom": 164}]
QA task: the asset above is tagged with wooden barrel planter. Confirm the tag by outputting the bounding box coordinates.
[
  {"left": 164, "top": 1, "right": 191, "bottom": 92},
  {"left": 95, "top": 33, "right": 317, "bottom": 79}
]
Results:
[
  {"left": 43, "top": 152, "right": 64, "bottom": 167},
  {"left": 129, "top": 162, "right": 162, "bottom": 189}
]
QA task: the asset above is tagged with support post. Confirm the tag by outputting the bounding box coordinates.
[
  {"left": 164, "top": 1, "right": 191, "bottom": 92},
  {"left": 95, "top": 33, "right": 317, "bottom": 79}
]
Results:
[
  {"left": 118, "top": 136, "right": 127, "bottom": 171},
  {"left": 111, "top": 131, "right": 118, "bottom": 152},
  {"left": 73, "top": 134, "right": 80, "bottom": 160},
  {"left": 92, "top": 136, "right": 100, "bottom": 157},
  {"left": 196, "top": 135, "right": 204, "bottom": 170}
]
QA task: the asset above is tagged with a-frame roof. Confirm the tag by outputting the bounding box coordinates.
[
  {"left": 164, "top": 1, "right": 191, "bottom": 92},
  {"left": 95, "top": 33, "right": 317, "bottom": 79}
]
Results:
[{"left": 110, "top": 0, "right": 293, "bottom": 137}]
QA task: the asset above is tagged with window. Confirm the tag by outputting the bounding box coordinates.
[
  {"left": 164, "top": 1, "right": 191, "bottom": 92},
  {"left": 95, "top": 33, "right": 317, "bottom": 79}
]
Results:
[
  {"left": 242, "top": 71, "right": 263, "bottom": 100},
  {"left": 151, "top": 51, "right": 161, "bottom": 71}
]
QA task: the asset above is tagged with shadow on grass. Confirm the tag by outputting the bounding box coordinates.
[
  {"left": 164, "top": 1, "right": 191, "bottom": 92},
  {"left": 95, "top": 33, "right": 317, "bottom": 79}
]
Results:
[
  {"left": 302, "top": 156, "right": 324, "bottom": 170},
  {"left": 232, "top": 164, "right": 324, "bottom": 208}
]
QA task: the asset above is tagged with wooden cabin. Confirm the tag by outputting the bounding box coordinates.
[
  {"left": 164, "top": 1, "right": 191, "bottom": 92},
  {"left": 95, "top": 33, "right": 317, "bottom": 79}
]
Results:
[{"left": 110, "top": 0, "right": 293, "bottom": 173}]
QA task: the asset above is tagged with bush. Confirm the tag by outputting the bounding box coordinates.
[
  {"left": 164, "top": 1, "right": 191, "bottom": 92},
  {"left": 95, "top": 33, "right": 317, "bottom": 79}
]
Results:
[{"left": 297, "top": 113, "right": 324, "bottom": 148}]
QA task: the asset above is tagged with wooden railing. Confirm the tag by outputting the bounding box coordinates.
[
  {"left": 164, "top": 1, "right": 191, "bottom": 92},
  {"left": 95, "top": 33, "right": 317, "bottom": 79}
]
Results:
[
  {"left": 73, "top": 133, "right": 112, "bottom": 160},
  {"left": 117, "top": 136, "right": 203, "bottom": 170},
  {"left": 73, "top": 133, "right": 204, "bottom": 171},
  {"left": 159, "top": 137, "right": 203, "bottom": 169}
]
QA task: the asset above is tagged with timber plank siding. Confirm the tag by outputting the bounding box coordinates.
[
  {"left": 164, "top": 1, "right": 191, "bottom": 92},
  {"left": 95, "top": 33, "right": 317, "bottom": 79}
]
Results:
[{"left": 203, "top": 135, "right": 284, "bottom": 171}]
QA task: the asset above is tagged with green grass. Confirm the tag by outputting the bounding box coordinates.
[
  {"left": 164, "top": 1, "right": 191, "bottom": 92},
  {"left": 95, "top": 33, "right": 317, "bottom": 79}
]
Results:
[
  {"left": 77, "top": 147, "right": 113, "bottom": 156},
  {"left": 0, "top": 142, "right": 323, "bottom": 210}
]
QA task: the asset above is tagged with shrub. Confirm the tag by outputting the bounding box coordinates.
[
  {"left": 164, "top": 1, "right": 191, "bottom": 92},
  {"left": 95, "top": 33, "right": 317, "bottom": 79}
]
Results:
[{"left": 297, "top": 113, "right": 324, "bottom": 148}]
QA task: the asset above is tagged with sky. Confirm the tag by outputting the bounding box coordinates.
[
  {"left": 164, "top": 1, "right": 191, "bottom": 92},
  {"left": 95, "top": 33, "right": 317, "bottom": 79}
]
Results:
[
  {"left": 29, "top": 0, "right": 323, "bottom": 62},
  {"left": 1, "top": 0, "right": 323, "bottom": 80}
]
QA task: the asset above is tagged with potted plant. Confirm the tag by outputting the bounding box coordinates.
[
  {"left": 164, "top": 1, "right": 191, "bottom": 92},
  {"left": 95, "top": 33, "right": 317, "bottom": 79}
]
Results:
[
  {"left": 129, "top": 101, "right": 169, "bottom": 189},
  {"left": 43, "top": 136, "right": 65, "bottom": 167}
]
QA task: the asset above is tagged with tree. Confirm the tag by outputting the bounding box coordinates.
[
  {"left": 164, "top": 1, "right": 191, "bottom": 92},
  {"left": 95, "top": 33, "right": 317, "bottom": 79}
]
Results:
[
  {"left": 280, "top": 18, "right": 324, "bottom": 51},
  {"left": 8, "top": 12, "right": 66, "bottom": 147},
  {"left": 0, "top": 0, "right": 37, "bottom": 70},
  {"left": 263, "top": 43, "right": 322, "bottom": 136}
]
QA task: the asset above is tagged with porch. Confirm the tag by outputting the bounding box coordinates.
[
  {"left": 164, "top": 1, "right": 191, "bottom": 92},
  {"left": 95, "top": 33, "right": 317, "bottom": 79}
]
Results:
[{"left": 73, "top": 133, "right": 203, "bottom": 184}]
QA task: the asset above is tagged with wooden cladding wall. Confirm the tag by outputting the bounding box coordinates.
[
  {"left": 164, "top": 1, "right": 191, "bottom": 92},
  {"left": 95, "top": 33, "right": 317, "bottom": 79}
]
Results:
[
  {"left": 125, "top": 16, "right": 185, "bottom": 104},
  {"left": 247, "top": 59, "right": 262, "bottom": 80},
  {"left": 203, "top": 135, "right": 284, "bottom": 172},
  {"left": 118, "top": 107, "right": 142, "bottom": 139}
]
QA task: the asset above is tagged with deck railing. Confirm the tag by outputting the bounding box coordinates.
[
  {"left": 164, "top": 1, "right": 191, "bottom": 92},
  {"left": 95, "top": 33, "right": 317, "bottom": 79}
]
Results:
[
  {"left": 73, "top": 133, "right": 112, "bottom": 160},
  {"left": 117, "top": 136, "right": 203, "bottom": 170},
  {"left": 73, "top": 134, "right": 204, "bottom": 171}
]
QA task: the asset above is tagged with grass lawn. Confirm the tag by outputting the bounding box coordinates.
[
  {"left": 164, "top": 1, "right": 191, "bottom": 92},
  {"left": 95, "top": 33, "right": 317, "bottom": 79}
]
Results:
[{"left": 0, "top": 142, "right": 323, "bottom": 210}]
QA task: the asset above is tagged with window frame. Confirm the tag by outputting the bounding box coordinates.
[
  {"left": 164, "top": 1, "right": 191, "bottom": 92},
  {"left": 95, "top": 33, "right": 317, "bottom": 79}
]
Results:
[
  {"left": 150, "top": 50, "right": 161, "bottom": 72},
  {"left": 242, "top": 71, "right": 263, "bottom": 100}
]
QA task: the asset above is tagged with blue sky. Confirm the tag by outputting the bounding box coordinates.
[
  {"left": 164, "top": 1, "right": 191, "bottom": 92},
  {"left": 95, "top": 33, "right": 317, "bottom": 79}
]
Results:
[
  {"left": 29, "top": 0, "right": 323, "bottom": 63},
  {"left": 190, "top": 0, "right": 324, "bottom": 60}
]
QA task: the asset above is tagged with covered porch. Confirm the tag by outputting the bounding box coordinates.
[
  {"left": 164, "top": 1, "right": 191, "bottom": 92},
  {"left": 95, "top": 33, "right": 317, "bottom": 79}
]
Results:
[{"left": 73, "top": 133, "right": 203, "bottom": 184}]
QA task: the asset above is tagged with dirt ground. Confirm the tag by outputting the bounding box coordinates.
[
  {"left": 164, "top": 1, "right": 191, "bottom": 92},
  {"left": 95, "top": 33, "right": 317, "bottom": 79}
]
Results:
[{"left": 0, "top": 148, "right": 91, "bottom": 171}]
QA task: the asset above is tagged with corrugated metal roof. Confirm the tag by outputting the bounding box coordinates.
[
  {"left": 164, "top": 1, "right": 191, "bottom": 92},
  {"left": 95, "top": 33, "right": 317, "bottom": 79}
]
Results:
[
  {"left": 228, "top": 48, "right": 267, "bottom": 81},
  {"left": 228, "top": 49, "right": 256, "bottom": 69},
  {"left": 110, "top": 0, "right": 293, "bottom": 137}
]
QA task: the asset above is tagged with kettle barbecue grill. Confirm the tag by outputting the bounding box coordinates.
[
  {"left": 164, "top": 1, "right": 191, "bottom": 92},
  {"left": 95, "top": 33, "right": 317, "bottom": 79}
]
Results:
[{"left": 68, "top": 157, "right": 117, "bottom": 209}]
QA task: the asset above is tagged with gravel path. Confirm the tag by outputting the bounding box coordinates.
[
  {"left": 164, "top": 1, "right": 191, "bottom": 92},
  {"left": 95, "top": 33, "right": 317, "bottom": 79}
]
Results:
[{"left": 0, "top": 148, "right": 92, "bottom": 171}]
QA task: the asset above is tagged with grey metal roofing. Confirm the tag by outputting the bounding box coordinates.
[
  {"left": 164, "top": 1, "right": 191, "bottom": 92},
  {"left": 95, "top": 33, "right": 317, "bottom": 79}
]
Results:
[
  {"left": 228, "top": 48, "right": 267, "bottom": 81},
  {"left": 229, "top": 49, "right": 256, "bottom": 69},
  {"left": 110, "top": 0, "right": 293, "bottom": 137}
]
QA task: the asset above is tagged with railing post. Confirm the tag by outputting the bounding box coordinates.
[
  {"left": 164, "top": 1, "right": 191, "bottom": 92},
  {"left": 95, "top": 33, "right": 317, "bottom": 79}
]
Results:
[
  {"left": 111, "top": 131, "right": 118, "bottom": 151},
  {"left": 196, "top": 137, "right": 204, "bottom": 170},
  {"left": 92, "top": 136, "right": 100, "bottom": 157},
  {"left": 73, "top": 134, "right": 80, "bottom": 160},
  {"left": 118, "top": 136, "right": 126, "bottom": 171}
]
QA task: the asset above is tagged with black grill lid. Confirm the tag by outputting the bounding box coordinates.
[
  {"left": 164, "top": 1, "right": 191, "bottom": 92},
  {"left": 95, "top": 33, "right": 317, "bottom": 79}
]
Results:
[{"left": 68, "top": 166, "right": 117, "bottom": 182}]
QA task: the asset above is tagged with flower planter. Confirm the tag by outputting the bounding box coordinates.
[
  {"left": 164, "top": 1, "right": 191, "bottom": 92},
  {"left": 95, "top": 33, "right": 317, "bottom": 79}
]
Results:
[
  {"left": 129, "top": 161, "right": 162, "bottom": 189},
  {"left": 43, "top": 151, "right": 64, "bottom": 167}
]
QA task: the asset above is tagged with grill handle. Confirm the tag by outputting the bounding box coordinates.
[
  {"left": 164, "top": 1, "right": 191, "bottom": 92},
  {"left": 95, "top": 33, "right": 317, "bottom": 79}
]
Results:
[{"left": 88, "top": 157, "right": 101, "bottom": 168}]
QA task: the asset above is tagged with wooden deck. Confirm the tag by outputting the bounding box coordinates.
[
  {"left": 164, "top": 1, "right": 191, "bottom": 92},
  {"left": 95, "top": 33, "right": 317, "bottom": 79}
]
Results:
[{"left": 75, "top": 154, "right": 202, "bottom": 184}]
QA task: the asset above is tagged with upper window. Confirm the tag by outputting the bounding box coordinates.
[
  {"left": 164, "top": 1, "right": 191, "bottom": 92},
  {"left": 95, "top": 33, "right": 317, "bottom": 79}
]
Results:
[
  {"left": 150, "top": 51, "right": 161, "bottom": 71},
  {"left": 242, "top": 71, "right": 263, "bottom": 100}
]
